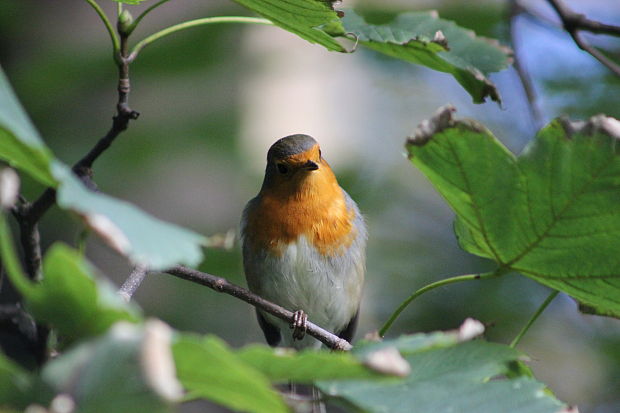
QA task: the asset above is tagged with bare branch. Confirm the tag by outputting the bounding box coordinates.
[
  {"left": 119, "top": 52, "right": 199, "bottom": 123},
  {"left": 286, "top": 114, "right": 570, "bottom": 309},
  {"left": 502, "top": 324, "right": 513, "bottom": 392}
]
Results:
[
  {"left": 119, "top": 264, "right": 149, "bottom": 302},
  {"left": 569, "top": 31, "right": 620, "bottom": 77},
  {"left": 166, "top": 266, "right": 353, "bottom": 351},
  {"left": 547, "top": 0, "right": 620, "bottom": 36},
  {"left": 546, "top": 0, "right": 620, "bottom": 77}
]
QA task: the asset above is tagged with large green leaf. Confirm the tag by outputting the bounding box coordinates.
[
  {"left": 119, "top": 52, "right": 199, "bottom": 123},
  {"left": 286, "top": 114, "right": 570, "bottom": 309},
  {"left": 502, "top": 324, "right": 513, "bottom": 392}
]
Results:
[
  {"left": 20, "top": 243, "right": 141, "bottom": 342},
  {"left": 173, "top": 335, "right": 289, "bottom": 413},
  {"left": 0, "top": 351, "right": 37, "bottom": 409},
  {"left": 341, "top": 10, "right": 512, "bottom": 104},
  {"left": 237, "top": 345, "right": 378, "bottom": 383},
  {"left": 0, "top": 68, "right": 55, "bottom": 186},
  {"left": 52, "top": 162, "right": 206, "bottom": 270},
  {"left": 42, "top": 320, "right": 180, "bottom": 413},
  {"left": 231, "top": 0, "right": 345, "bottom": 52},
  {"left": 319, "top": 332, "right": 566, "bottom": 413},
  {"left": 407, "top": 106, "right": 620, "bottom": 317}
]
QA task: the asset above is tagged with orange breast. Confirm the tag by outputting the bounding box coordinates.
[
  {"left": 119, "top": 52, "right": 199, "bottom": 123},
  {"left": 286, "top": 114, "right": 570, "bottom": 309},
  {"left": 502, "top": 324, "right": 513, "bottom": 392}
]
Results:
[{"left": 245, "top": 163, "right": 356, "bottom": 256}]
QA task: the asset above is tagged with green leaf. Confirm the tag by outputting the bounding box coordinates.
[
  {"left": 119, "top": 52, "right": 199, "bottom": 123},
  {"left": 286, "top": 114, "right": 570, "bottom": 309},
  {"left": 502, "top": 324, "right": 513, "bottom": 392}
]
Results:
[
  {"left": 0, "top": 351, "right": 36, "bottom": 409},
  {"left": 23, "top": 243, "right": 140, "bottom": 342},
  {"left": 407, "top": 106, "right": 620, "bottom": 317},
  {"left": 0, "top": 68, "right": 55, "bottom": 186},
  {"left": 231, "top": 0, "right": 345, "bottom": 52},
  {"left": 341, "top": 10, "right": 512, "bottom": 104},
  {"left": 173, "top": 335, "right": 289, "bottom": 413},
  {"left": 52, "top": 162, "right": 206, "bottom": 270},
  {"left": 237, "top": 345, "right": 378, "bottom": 383},
  {"left": 0, "top": 68, "right": 205, "bottom": 271},
  {"left": 319, "top": 334, "right": 566, "bottom": 413},
  {"left": 42, "top": 320, "right": 179, "bottom": 413}
]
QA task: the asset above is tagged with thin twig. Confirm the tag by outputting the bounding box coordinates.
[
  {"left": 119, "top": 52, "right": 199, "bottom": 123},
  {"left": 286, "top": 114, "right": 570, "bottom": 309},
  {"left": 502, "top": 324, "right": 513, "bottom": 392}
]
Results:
[
  {"left": 570, "top": 31, "right": 620, "bottom": 77},
  {"left": 547, "top": 0, "right": 620, "bottom": 36},
  {"left": 166, "top": 266, "right": 353, "bottom": 351},
  {"left": 546, "top": 0, "right": 620, "bottom": 77},
  {"left": 508, "top": 1, "right": 544, "bottom": 130},
  {"left": 119, "top": 264, "right": 149, "bottom": 302}
]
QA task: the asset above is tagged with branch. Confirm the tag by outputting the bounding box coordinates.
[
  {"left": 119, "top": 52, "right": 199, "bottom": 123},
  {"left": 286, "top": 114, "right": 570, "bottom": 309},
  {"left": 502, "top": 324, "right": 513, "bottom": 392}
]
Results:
[
  {"left": 546, "top": 0, "right": 620, "bottom": 77},
  {"left": 166, "top": 266, "right": 353, "bottom": 351},
  {"left": 547, "top": 0, "right": 620, "bottom": 36},
  {"left": 119, "top": 264, "right": 149, "bottom": 302}
]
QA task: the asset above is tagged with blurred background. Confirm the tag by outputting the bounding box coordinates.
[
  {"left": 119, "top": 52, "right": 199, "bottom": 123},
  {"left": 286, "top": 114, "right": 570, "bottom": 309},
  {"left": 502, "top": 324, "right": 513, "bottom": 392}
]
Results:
[{"left": 1, "top": 0, "right": 619, "bottom": 411}]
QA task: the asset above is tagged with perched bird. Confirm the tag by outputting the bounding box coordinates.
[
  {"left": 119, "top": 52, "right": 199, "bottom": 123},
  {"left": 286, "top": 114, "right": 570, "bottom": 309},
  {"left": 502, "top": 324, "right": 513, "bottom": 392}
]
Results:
[{"left": 241, "top": 134, "right": 367, "bottom": 349}]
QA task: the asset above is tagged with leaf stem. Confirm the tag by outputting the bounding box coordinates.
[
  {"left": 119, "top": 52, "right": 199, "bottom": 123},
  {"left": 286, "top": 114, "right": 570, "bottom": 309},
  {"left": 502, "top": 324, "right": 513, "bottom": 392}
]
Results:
[
  {"left": 379, "top": 269, "right": 503, "bottom": 337},
  {"left": 510, "top": 289, "right": 559, "bottom": 348},
  {"left": 130, "top": 16, "right": 272, "bottom": 58},
  {"left": 84, "top": 0, "right": 120, "bottom": 55},
  {"left": 127, "top": 0, "right": 171, "bottom": 35},
  {"left": 0, "top": 213, "right": 35, "bottom": 297}
]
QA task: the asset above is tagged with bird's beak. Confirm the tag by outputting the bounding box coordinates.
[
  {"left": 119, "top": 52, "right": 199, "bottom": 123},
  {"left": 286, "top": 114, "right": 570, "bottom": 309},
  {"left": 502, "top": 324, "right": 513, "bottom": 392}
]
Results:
[{"left": 303, "top": 160, "right": 319, "bottom": 171}]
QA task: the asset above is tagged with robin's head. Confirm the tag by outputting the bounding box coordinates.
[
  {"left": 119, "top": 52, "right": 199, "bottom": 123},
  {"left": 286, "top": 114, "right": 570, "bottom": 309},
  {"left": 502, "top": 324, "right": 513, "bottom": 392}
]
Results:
[{"left": 261, "top": 134, "right": 335, "bottom": 194}]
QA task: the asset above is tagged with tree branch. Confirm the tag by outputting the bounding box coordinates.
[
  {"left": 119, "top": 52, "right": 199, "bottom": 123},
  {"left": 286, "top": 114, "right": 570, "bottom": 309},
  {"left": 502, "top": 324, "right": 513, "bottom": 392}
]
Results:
[
  {"left": 546, "top": 0, "right": 620, "bottom": 77},
  {"left": 165, "top": 266, "right": 353, "bottom": 351},
  {"left": 119, "top": 264, "right": 149, "bottom": 302},
  {"left": 547, "top": 0, "right": 620, "bottom": 36}
]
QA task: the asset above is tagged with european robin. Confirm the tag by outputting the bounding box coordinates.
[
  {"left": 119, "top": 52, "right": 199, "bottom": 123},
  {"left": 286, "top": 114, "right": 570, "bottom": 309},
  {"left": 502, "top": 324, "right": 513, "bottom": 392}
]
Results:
[{"left": 241, "top": 134, "right": 367, "bottom": 349}]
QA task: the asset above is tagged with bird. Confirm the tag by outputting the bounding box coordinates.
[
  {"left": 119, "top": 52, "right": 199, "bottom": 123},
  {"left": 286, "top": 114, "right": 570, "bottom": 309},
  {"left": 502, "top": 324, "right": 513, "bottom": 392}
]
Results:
[{"left": 241, "top": 134, "right": 367, "bottom": 350}]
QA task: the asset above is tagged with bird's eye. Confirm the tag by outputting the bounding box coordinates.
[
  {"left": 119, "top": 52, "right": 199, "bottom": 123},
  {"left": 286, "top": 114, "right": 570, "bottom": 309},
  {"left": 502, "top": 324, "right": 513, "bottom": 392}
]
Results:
[{"left": 276, "top": 163, "right": 289, "bottom": 174}]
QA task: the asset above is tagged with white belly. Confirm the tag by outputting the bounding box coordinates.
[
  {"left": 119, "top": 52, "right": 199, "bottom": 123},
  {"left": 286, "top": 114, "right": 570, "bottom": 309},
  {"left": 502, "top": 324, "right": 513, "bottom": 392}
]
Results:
[{"left": 251, "top": 236, "right": 364, "bottom": 348}]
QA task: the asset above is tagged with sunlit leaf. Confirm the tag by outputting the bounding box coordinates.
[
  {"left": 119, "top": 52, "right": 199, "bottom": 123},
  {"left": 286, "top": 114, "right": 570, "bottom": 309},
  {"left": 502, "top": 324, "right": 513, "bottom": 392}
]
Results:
[
  {"left": 173, "top": 335, "right": 289, "bottom": 413},
  {"left": 0, "top": 351, "right": 40, "bottom": 410},
  {"left": 0, "top": 68, "right": 206, "bottom": 271},
  {"left": 407, "top": 106, "right": 620, "bottom": 317},
  {"left": 237, "top": 345, "right": 378, "bottom": 383},
  {"left": 53, "top": 163, "right": 206, "bottom": 270},
  {"left": 319, "top": 333, "right": 566, "bottom": 413},
  {"left": 42, "top": 321, "right": 180, "bottom": 413},
  {"left": 231, "top": 0, "right": 345, "bottom": 52},
  {"left": 0, "top": 68, "right": 55, "bottom": 186},
  {"left": 22, "top": 243, "right": 140, "bottom": 342},
  {"left": 341, "top": 10, "right": 512, "bottom": 104}
]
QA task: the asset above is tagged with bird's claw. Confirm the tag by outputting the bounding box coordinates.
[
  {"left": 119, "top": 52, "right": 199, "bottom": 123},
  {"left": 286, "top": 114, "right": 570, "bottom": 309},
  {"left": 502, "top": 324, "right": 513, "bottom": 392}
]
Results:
[{"left": 291, "top": 310, "right": 308, "bottom": 341}]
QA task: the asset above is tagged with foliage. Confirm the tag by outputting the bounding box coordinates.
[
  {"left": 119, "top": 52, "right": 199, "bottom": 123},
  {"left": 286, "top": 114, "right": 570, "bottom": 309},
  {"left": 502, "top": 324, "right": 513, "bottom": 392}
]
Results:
[
  {"left": 407, "top": 106, "right": 620, "bottom": 318},
  {"left": 0, "top": 0, "right": 618, "bottom": 412},
  {"left": 340, "top": 10, "right": 511, "bottom": 104}
]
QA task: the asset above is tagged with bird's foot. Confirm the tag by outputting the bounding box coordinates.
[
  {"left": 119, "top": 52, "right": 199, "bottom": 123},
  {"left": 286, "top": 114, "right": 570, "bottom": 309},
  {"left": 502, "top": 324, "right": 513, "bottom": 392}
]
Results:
[{"left": 291, "top": 310, "right": 308, "bottom": 341}]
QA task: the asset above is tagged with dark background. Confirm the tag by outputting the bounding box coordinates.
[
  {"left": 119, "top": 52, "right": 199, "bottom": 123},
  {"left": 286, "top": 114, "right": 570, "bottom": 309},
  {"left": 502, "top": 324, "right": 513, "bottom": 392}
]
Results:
[{"left": 1, "top": 0, "right": 619, "bottom": 411}]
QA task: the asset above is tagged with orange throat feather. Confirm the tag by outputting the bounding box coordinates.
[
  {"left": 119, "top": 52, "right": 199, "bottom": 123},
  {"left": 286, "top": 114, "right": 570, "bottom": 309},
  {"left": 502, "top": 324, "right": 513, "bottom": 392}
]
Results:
[{"left": 246, "top": 167, "right": 356, "bottom": 256}]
